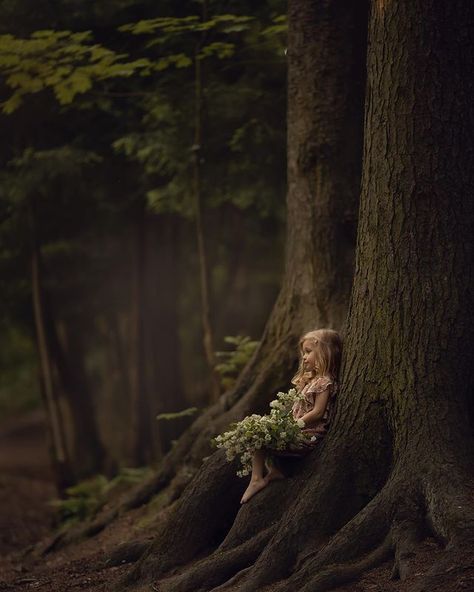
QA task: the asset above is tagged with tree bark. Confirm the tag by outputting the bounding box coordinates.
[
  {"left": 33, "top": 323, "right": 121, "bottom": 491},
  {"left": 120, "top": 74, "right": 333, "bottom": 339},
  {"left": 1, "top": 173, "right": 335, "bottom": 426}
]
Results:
[{"left": 116, "top": 1, "right": 474, "bottom": 590}]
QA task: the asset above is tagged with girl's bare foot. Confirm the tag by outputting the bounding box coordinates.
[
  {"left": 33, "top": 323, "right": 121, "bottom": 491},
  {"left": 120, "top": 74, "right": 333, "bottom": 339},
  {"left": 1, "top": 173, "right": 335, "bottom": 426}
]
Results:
[{"left": 240, "top": 478, "right": 268, "bottom": 504}]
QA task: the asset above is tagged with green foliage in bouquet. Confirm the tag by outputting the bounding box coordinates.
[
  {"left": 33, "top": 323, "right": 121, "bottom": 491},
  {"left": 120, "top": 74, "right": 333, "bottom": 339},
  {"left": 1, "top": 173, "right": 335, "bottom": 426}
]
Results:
[{"left": 213, "top": 388, "right": 308, "bottom": 477}]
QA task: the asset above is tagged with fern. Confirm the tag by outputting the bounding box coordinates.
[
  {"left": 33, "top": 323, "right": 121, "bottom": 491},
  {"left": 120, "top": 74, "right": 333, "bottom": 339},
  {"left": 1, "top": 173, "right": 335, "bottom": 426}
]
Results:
[
  {"left": 50, "top": 467, "right": 153, "bottom": 528},
  {"left": 215, "top": 335, "right": 259, "bottom": 390}
]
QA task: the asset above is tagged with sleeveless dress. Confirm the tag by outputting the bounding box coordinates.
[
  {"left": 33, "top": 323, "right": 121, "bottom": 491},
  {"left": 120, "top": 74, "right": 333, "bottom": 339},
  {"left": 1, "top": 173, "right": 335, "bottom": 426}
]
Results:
[{"left": 271, "top": 375, "right": 338, "bottom": 458}]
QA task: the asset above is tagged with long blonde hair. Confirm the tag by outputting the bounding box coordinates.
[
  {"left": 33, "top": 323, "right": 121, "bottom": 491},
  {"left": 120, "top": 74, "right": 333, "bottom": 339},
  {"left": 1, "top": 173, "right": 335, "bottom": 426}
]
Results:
[{"left": 292, "top": 328, "right": 343, "bottom": 389}]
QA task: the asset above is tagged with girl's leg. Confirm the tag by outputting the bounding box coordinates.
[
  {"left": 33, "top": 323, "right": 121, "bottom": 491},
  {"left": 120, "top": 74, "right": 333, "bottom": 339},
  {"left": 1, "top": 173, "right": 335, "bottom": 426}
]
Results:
[
  {"left": 240, "top": 449, "right": 268, "bottom": 504},
  {"left": 264, "top": 455, "right": 285, "bottom": 482}
]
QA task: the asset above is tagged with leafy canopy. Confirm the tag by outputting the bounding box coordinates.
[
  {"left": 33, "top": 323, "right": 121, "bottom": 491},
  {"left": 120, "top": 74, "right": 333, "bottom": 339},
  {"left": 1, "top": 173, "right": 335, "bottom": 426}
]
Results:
[{"left": 0, "top": 14, "right": 286, "bottom": 112}]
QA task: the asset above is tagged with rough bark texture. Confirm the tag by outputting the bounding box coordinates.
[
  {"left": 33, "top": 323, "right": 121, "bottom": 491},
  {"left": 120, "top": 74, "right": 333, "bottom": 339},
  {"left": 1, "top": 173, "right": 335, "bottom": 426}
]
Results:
[{"left": 113, "top": 1, "right": 474, "bottom": 591}]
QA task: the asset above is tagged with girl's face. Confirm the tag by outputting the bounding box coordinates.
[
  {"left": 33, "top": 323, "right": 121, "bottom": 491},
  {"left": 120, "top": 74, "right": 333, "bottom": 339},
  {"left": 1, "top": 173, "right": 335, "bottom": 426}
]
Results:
[{"left": 302, "top": 339, "right": 318, "bottom": 372}]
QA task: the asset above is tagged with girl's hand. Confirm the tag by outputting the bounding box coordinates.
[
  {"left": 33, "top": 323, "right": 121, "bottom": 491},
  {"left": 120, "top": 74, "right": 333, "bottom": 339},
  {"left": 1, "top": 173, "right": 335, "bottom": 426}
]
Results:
[{"left": 301, "top": 387, "right": 331, "bottom": 425}]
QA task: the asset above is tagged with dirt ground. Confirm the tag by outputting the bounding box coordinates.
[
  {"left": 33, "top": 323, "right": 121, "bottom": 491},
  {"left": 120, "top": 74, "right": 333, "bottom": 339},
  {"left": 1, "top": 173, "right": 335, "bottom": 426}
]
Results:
[{"left": 0, "top": 412, "right": 473, "bottom": 592}]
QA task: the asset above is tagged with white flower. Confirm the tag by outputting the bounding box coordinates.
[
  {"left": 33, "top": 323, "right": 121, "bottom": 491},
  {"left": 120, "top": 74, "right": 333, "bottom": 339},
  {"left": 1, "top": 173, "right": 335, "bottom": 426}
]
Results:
[
  {"left": 310, "top": 436, "right": 317, "bottom": 442},
  {"left": 213, "top": 386, "right": 307, "bottom": 476},
  {"left": 297, "top": 418, "right": 305, "bottom": 428}
]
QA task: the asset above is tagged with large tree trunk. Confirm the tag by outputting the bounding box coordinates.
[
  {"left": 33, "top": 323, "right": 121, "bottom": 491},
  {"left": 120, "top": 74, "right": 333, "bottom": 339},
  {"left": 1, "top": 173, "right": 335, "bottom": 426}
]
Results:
[
  {"left": 116, "top": 1, "right": 474, "bottom": 590},
  {"left": 42, "top": 0, "right": 367, "bottom": 553}
]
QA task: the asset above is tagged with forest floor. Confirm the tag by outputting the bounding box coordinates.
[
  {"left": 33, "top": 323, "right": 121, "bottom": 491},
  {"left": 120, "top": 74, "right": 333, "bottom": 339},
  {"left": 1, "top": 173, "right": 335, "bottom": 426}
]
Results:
[{"left": 0, "top": 412, "right": 472, "bottom": 592}]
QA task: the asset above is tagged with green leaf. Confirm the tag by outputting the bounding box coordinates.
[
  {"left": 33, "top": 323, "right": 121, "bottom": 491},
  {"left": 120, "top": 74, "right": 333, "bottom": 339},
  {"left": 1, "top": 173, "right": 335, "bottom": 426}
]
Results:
[
  {"left": 6, "top": 72, "right": 43, "bottom": 91},
  {"left": 30, "top": 30, "right": 56, "bottom": 38},
  {"left": 156, "top": 407, "right": 199, "bottom": 421},
  {"left": 2, "top": 93, "right": 23, "bottom": 114},
  {"left": 198, "top": 42, "right": 235, "bottom": 60},
  {"left": 68, "top": 71, "right": 92, "bottom": 94},
  {"left": 174, "top": 54, "right": 192, "bottom": 68},
  {"left": 54, "top": 80, "right": 75, "bottom": 104}
]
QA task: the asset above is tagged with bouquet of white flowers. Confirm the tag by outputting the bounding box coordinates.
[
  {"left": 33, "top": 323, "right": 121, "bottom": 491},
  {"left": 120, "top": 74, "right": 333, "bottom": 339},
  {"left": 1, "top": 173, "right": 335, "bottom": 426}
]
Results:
[{"left": 213, "top": 388, "right": 309, "bottom": 477}]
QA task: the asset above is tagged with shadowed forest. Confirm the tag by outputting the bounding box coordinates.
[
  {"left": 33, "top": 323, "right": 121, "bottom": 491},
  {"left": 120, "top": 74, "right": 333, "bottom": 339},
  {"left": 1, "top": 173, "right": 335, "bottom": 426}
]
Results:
[{"left": 1, "top": 1, "right": 474, "bottom": 591}]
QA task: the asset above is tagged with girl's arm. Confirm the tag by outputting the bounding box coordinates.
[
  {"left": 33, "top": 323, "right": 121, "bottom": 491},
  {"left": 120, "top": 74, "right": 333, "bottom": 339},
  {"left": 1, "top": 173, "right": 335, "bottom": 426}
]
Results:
[{"left": 299, "top": 387, "right": 331, "bottom": 425}]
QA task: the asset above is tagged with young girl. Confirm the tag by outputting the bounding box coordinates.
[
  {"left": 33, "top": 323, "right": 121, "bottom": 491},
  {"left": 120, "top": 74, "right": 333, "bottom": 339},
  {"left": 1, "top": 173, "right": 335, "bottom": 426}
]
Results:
[{"left": 240, "top": 328, "right": 342, "bottom": 504}]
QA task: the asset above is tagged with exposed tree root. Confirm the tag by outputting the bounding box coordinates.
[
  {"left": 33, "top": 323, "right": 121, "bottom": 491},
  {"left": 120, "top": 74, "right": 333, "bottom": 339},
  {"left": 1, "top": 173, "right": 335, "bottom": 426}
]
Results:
[
  {"left": 102, "top": 431, "right": 474, "bottom": 592},
  {"left": 423, "top": 465, "right": 474, "bottom": 546},
  {"left": 106, "top": 539, "right": 155, "bottom": 568},
  {"left": 296, "top": 534, "right": 393, "bottom": 592},
  {"left": 390, "top": 495, "right": 425, "bottom": 580},
  {"left": 413, "top": 466, "right": 474, "bottom": 591},
  {"left": 229, "top": 479, "right": 397, "bottom": 592},
  {"left": 150, "top": 526, "right": 276, "bottom": 592},
  {"left": 118, "top": 451, "right": 244, "bottom": 589},
  {"left": 412, "top": 543, "right": 474, "bottom": 592},
  {"left": 160, "top": 465, "right": 429, "bottom": 592}
]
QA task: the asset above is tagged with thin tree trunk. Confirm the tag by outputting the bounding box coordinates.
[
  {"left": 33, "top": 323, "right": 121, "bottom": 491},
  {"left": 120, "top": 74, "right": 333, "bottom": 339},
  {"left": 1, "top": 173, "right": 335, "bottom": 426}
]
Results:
[
  {"left": 102, "top": 311, "right": 130, "bottom": 465},
  {"left": 129, "top": 202, "right": 154, "bottom": 466},
  {"left": 30, "top": 207, "right": 73, "bottom": 493},
  {"left": 192, "top": 0, "right": 221, "bottom": 404},
  {"left": 145, "top": 214, "right": 187, "bottom": 453}
]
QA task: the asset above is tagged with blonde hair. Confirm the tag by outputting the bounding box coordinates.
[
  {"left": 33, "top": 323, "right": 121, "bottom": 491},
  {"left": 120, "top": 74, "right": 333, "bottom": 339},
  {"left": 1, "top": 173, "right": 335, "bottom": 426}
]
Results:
[{"left": 292, "top": 328, "right": 343, "bottom": 389}]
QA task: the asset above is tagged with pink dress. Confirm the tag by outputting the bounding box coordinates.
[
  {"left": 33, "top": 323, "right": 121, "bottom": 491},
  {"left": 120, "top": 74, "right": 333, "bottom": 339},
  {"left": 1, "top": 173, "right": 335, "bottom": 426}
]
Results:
[{"left": 272, "top": 375, "right": 338, "bottom": 458}]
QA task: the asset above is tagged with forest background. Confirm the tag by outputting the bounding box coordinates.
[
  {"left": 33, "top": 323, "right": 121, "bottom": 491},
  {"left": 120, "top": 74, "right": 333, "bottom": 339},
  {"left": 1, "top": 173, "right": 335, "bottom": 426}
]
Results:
[{"left": 0, "top": 0, "right": 288, "bottom": 487}]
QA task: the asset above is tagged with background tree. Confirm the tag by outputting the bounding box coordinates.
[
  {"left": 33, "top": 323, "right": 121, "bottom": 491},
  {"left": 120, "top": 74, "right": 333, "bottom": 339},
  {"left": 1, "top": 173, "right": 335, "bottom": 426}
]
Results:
[
  {"left": 0, "top": 0, "right": 288, "bottom": 483},
  {"left": 116, "top": 0, "right": 474, "bottom": 590},
  {"left": 39, "top": 0, "right": 368, "bottom": 551}
]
